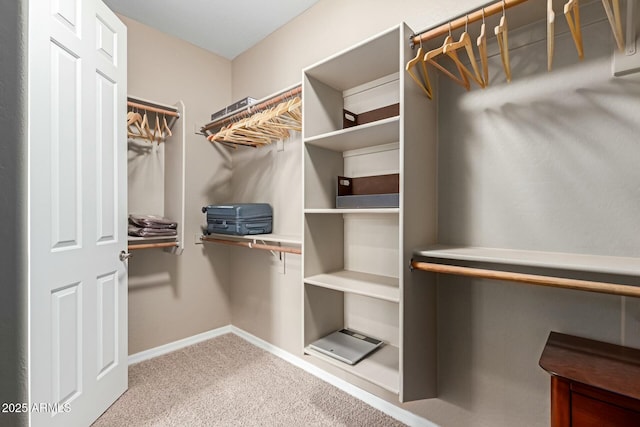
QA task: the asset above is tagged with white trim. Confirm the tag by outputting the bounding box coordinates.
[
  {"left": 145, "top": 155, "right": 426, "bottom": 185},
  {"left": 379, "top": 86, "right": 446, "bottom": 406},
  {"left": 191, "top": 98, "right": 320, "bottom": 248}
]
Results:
[
  {"left": 230, "top": 326, "right": 437, "bottom": 427},
  {"left": 127, "top": 325, "right": 233, "bottom": 365},
  {"left": 127, "top": 325, "right": 437, "bottom": 427}
]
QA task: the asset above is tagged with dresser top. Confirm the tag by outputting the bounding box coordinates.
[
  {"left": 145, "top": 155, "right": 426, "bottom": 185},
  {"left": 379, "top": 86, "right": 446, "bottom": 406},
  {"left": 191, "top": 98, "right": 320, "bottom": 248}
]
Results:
[{"left": 539, "top": 332, "right": 640, "bottom": 400}]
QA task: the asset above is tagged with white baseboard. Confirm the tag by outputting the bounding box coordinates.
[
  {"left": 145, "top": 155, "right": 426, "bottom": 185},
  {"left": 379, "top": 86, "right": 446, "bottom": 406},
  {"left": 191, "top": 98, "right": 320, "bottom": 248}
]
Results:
[
  {"left": 128, "top": 325, "right": 232, "bottom": 365},
  {"left": 127, "top": 325, "right": 436, "bottom": 427}
]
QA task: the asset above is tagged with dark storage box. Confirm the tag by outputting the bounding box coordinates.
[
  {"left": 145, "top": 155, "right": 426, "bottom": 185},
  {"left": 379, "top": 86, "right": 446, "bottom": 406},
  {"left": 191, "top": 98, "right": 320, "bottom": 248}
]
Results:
[
  {"left": 343, "top": 103, "right": 400, "bottom": 129},
  {"left": 202, "top": 203, "right": 272, "bottom": 236},
  {"left": 336, "top": 174, "right": 399, "bottom": 208}
]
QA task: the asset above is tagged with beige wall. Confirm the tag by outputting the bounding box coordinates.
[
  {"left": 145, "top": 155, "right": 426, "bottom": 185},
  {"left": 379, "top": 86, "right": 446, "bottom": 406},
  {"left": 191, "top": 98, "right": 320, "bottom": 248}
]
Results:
[
  {"left": 228, "top": 137, "right": 303, "bottom": 355},
  {"left": 230, "top": 0, "right": 547, "bottom": 100},
  {"left": 121, "top": 15, "right": 234, "bottom": 354},
  {"left": 229, "top": 1, "right": 640, "bottom": 426},
  {"left": 231, "top": 0, "right": 466, "bottom": 99}
]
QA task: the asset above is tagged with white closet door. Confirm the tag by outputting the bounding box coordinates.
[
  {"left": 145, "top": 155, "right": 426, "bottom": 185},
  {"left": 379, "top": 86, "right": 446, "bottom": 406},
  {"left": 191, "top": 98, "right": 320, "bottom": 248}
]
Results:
[{"left": 28, "top": 0, "right": 127, "bottom": 425}]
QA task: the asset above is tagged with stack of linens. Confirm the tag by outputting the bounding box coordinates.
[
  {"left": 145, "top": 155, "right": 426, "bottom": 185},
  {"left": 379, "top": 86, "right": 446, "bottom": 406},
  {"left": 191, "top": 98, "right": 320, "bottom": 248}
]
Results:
[{"left": 128, "top": 214, "right": 177, "bottom": 237}]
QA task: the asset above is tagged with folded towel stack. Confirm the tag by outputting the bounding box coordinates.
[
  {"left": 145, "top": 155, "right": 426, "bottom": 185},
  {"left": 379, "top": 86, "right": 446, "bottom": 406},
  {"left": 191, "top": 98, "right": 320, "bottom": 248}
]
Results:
[{"left": 128, "top": 214, "right": 178, "bottom": 237}]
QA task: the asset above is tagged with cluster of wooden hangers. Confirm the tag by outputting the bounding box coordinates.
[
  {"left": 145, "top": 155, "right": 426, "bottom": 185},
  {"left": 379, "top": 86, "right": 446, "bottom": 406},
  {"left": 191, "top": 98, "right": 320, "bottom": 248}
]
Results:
[
  {"left": 407, "top": 0, "right": 625, "bottom": 99},
  {"left": 206, "top": 96, "right": 302, "bottom": 148},
  {"left": 550, "top": 0, "right": 624, "bottom": 69},
  {"left": 127, "top": 100, "right": 179, "bottom": 144}
]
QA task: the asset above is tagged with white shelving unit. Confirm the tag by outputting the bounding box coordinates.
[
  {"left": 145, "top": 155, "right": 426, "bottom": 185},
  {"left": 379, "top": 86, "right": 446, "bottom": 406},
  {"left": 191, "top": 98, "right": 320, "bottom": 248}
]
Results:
[
  {"left": 127, "top": 98, "right": 186, "bottom": 254},
  {"left": 301, "top": 23, "right": 438, "bottom": 402}
]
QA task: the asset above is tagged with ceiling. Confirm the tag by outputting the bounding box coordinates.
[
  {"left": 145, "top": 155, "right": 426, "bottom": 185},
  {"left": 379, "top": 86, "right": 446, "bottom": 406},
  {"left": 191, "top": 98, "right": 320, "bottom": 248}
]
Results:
[{"left": 104, "top": 0, "right": 321, "bottom": 60}]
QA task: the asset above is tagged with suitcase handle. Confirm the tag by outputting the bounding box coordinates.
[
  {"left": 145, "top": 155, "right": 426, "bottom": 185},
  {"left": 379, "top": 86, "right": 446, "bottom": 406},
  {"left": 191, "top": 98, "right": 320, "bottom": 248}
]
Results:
[{"left": 211, "top": 220, "right": 228, "bottom": 230}]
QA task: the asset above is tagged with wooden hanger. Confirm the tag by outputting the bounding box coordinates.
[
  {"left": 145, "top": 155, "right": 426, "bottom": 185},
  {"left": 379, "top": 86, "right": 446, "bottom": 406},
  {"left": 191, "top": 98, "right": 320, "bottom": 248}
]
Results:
[
  {"left": 230, "top": 107, "right": 281, "bottom": 146},
  {"left": 127, "top": 109, "right": 145, "bottom": 138},
  {"left": 140, "top": 111, "right": 154, "bottom": 141},
  {"left": 126, "top": 111, "right": 137, "bottom": 126},
  {"left": 406, "top": 41, "right": 433, "bottom": 99},
  {"left": 286, "top": 97, "right": 302, "bottom": 123},
  {"left": 212, "top": 114, "right": 268, "bottom": 146},
  {"left": 208, "top": 94, "right": 302, "bottom": 148},
  {"left": 477, "top": 8, "right": 489, "bottom": 87},
  {"left": 424, "top": 31, "right": 470, "bottom": 90},
  {"left": 153, "top": 114, "right": 162, "bottom": 142},
  {"left": 443, "top": 17, "right": 485, "bottom": 89},
  {"left": 253, "top": 109, "right": 290, "bottom": 140},
  {"left": 162, "top": 114, "right": 173, "bottom": 138},
  {"left": 274, "top": 98, "right": 302, "bottom": 131},
  {"left": 602, "top": 0, "right": 624, "bottom": 51},
  {"left": 564, "top": 0, "right": 584, "bottom": 60},
  {"left": 548, "top": 0, "right": 555, "bottom": 71},
  {"left": 209, "top": 119, "right": 238, "bottom": 143},
  {"left": 495, "top": 0, "right": 512, "bottom": 82}
]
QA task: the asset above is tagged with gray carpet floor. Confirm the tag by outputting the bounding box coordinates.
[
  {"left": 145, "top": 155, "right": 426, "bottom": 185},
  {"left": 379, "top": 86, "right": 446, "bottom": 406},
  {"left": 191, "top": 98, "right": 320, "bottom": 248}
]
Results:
[{"left": 93, "top": 333, "right": 406, "bottom": 426}]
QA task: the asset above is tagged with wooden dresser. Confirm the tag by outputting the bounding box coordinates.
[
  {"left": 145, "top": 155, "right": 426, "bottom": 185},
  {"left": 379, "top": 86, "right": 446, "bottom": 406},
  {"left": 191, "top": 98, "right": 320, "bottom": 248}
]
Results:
[{"left": 539, "top": 332, "right": 640, "bottom": 427}]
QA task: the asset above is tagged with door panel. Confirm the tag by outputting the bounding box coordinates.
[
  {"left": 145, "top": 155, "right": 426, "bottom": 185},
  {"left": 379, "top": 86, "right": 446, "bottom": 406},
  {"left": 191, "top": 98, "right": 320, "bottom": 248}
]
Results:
[
  {"left": 96, "top": 16, "right": 117, "bottom": 64},
  {"left": 51, "top": 0, "right": 80, "bottom": 34},
  {"left": 51, "top": 283, "right": 82, "bottom": 404},
  {"left": 97, "top": 272, "right": 118, "bottom": 377},
  {"left": 96, "top": 72, "right": 117, "bottom": 243},
  {"left": 50, "top": 42, "right": 82, "bottom": 250},
  {"left": 29, "top": 0, "right": 127, "bottom": 425}
]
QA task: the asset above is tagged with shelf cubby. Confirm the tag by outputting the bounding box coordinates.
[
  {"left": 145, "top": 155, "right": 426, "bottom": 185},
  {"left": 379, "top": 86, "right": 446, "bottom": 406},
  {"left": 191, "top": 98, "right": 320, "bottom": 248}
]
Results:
[
  {"left": 303, "top": 284, "right": 400, "bottom": 394},
  {"left": 304, "top": 343, "right": 400, "bottom": 394}
]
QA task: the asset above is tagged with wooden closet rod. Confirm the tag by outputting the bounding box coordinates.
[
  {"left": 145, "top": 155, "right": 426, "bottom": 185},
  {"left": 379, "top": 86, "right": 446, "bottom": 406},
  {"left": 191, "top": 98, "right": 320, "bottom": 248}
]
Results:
[
  {"left": 411, "top": 0, "right": 530, "bottom": 47},
  {"left": 127, "top": 100, "right": 180, "bottom": 117},
  {"left": 201, "top": 236, "right": 302, "bottom": 255},
  {"left": 410, "top": 260, "right": 640, "bottom": 298},
  {"left": 202, "top": 85, "right": 302, "bottom": 133},
  {"left": 128, "top": 242, "right": 179, "bottom": 251}
]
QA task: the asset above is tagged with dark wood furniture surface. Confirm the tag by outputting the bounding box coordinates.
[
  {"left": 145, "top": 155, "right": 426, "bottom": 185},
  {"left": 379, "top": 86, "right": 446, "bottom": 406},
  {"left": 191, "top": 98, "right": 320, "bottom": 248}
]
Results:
[{"left": 539, "top": 332, "right": 640, "bottom": 427}]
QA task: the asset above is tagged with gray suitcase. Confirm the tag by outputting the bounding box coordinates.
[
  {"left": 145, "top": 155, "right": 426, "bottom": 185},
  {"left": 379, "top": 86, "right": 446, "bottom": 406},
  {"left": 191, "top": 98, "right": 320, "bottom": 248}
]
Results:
[{"left": 202, "top": 203, "right": 272, "bottom": 236}]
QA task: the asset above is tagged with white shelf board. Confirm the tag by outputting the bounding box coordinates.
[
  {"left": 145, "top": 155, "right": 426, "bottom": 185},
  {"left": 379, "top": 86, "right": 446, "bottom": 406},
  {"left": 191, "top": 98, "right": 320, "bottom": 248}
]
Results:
[
  {"left": 305, "top": 208, "right": 399, "bottom": 215},
  {"left": 304, "top": 117, "right": 399, "bottom": 152},
  {"left": 203, "top": 233, "right": 301, "bottom": 246},
  {"left": 304, "top": 270, "right": 400, "bottom": 303},
  {"left": 413, "top": 245, "right": 640, "bottom": 277},
  {"left": 304, "top": 343, "right": 399, "bottom": 395}
]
